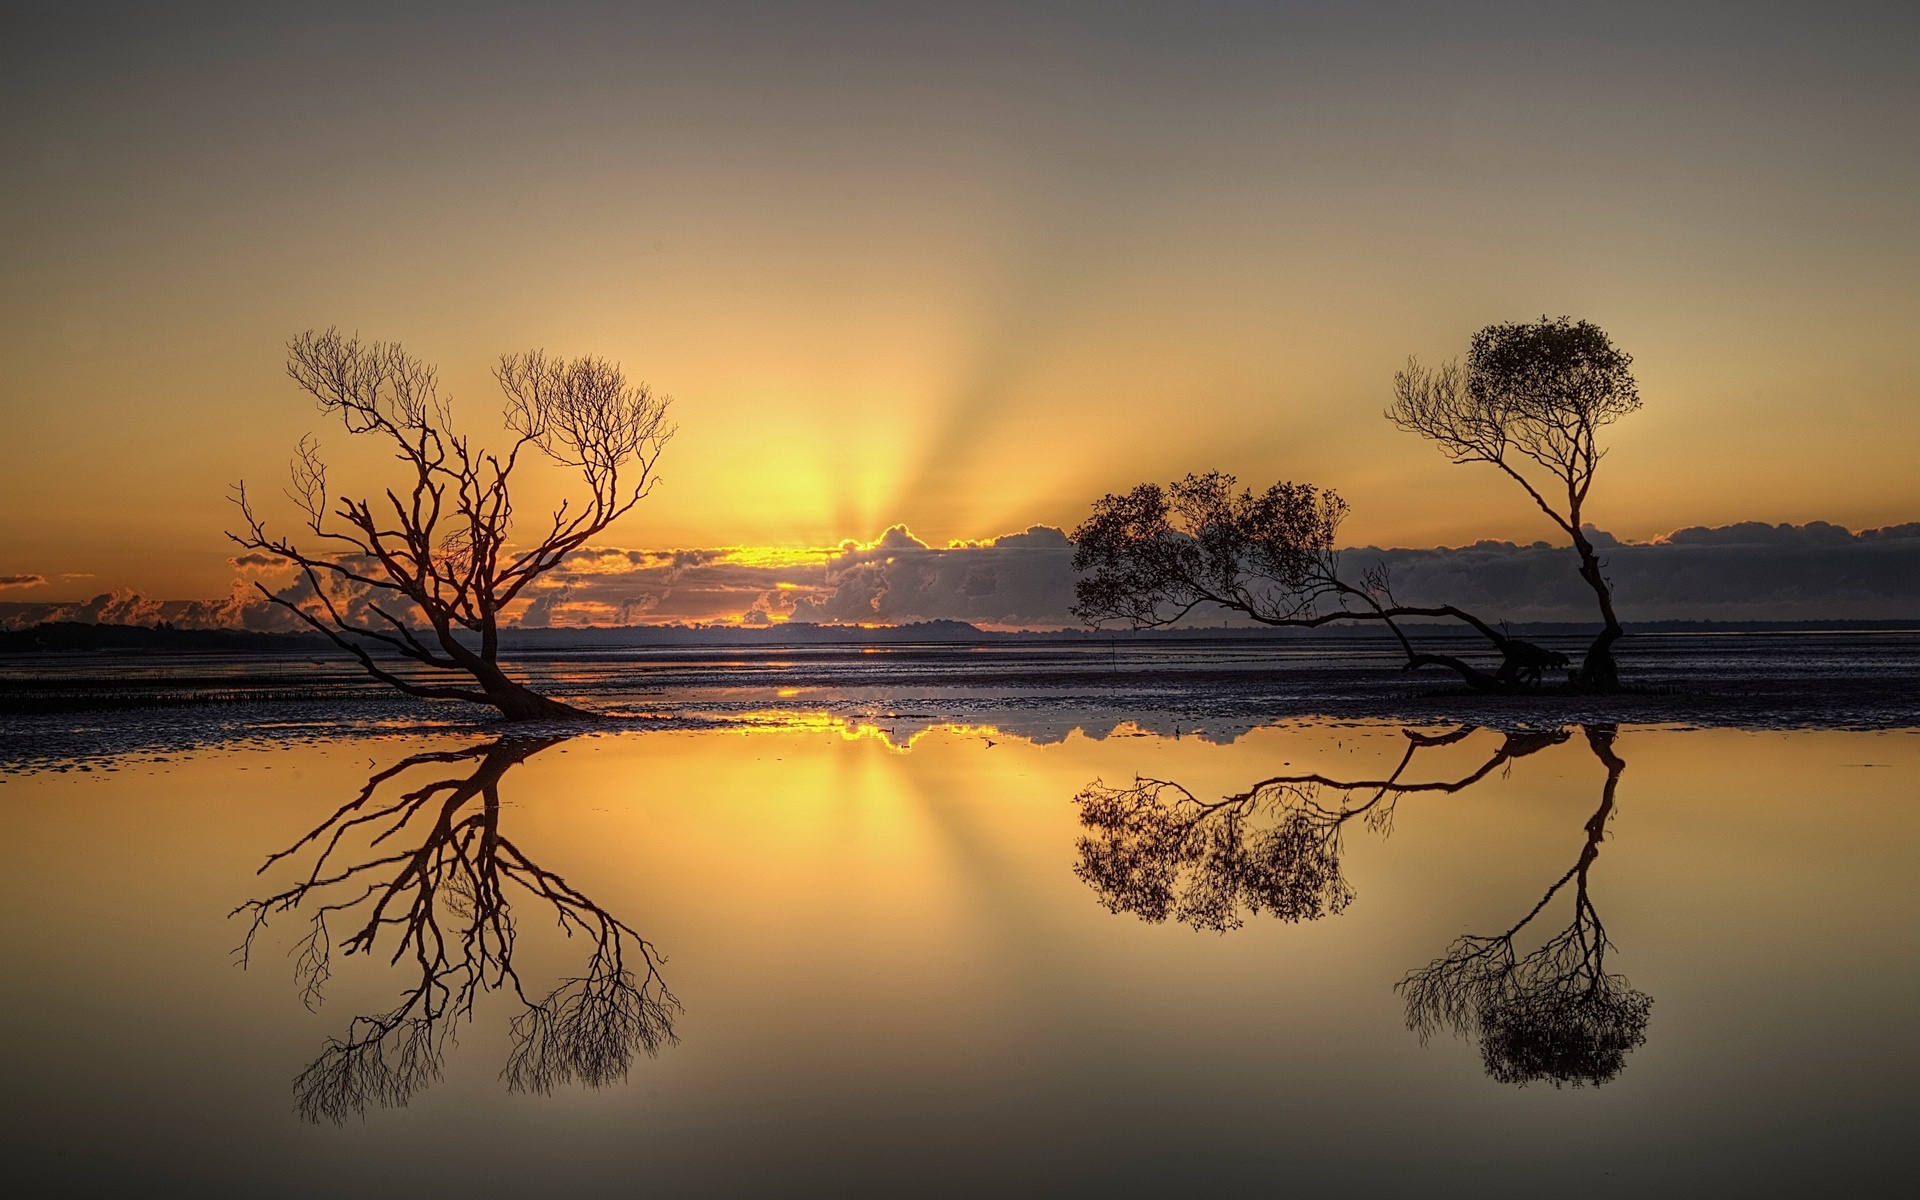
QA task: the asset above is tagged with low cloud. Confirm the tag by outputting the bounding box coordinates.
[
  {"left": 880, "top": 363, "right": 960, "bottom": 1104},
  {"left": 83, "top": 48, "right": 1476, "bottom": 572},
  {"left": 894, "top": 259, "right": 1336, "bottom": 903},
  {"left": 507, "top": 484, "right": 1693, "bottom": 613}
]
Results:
[
  {"left": 2, "top": 520, "right": 1914, "bottom": 632},
  {"left": 0, "top": 587, "right": 246, "bottom": 629},
  {"left": 229, "top": 553, "right": 291, "bottom": 572},
  {"left": 524, "top": 519, "right": 1918, "bottom": 628},
  {"left": 0, "top": 569, "right": 402, "bottom": 634},
  {"left": 1342, "top": 521, "right": 1920, "bottom": 622},
  {"left": 529, "top": 524, "right": 1083, "bottom": 628}
]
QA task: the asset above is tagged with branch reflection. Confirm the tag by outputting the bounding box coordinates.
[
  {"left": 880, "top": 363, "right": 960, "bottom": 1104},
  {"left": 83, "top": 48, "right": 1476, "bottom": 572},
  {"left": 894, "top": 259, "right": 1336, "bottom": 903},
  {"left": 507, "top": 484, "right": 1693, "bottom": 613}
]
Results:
[
  {"left": 1074, "top": 726, "right": 1568, "bottom": 930},
  {"left": 1072, "top": 723, "right": 1650, "bottom": 1087},
  {"left": 1397, "top": 726, "right": 1650, "bottom": 1087},
  {"left": 233, "top": 737, "right": 678, "bottom": 1123}
]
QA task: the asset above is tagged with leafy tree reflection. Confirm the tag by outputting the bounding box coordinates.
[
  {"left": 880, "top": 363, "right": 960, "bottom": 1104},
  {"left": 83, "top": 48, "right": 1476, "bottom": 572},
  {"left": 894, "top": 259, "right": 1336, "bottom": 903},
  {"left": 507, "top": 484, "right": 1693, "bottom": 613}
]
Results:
[
  {"left": 1074, "top": 726, "right": 1568, "bottom": 931},
  {"left": 233, "top": 738, "right": 678, "bottom": 1123},
  {"left": 1072, "top": 725, "right": 1649, "bottom": 1086},
  {"left": 1398, "top": 727, "right": 1649, "bottom": 1087}
]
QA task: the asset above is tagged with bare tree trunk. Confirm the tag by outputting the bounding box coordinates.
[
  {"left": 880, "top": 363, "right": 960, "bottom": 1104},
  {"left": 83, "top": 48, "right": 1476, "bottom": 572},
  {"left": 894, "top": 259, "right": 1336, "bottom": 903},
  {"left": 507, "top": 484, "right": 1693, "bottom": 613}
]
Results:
[
  {"left": 233, "top": 331, "right": 672, "bottom": 726},
  {"left": 1569, "top": 528, "right": 1624, "bottom": 691},
  {"left": 469, "top": 659, "right": 592, "bottom": 722}
]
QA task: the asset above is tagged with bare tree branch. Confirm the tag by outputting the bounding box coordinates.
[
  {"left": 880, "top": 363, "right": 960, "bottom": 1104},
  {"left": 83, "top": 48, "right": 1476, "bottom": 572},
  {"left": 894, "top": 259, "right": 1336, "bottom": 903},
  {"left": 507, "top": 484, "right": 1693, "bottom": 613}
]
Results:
[
  {"left": 231, "top": 738, "right": 680, "bottom": 1122},
  {"left": 229, "top": 329, "right": 676, "bottom": 719}
]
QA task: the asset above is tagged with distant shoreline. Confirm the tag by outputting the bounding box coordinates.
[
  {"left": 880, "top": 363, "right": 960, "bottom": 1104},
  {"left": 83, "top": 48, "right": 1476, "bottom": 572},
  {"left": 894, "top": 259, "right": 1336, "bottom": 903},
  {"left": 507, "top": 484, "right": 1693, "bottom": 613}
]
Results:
[{"left": 3, "top": 618, "right": 1918, "bottom": 656}]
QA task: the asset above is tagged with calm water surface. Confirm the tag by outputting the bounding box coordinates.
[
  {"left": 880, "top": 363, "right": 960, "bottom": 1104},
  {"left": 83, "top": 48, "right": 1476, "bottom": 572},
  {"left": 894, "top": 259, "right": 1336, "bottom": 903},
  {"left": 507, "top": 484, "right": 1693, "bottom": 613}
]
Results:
[{"left": 2, "top": 717, "right": 1914, "bottom": 1196}]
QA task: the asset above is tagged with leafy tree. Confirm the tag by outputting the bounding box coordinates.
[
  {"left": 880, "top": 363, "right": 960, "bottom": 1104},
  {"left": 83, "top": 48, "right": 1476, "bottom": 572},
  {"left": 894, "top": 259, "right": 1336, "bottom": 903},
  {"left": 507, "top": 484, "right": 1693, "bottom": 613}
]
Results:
[
  {"left": 1071, "top": 472, "right": 1569, "bottom": 691},
  {"left": 1391, "top": 317, "right": 1640, "bottom": 689}
]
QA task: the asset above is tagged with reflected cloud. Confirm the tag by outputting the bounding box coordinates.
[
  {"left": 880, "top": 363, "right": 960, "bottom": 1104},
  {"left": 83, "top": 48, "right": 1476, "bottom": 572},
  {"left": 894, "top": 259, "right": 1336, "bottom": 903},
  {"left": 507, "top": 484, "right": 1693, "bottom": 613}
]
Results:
[
  {"left": 726, "top": 708, "right": 1009, "bottom": 752},
  {"left": 232, "top": 738, "right": 678, "bottom": 1123},
  {"left": 1073, "top": 723, "right": 1651, "bottom": 1087}
]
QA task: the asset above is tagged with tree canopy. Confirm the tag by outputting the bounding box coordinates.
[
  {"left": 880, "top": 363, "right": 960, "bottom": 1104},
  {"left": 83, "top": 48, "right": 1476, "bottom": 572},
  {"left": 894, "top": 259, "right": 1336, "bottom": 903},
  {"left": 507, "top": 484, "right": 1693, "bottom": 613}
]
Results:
[{"left": 1391, "top": 317, "right": 1641, "bottom": 689}]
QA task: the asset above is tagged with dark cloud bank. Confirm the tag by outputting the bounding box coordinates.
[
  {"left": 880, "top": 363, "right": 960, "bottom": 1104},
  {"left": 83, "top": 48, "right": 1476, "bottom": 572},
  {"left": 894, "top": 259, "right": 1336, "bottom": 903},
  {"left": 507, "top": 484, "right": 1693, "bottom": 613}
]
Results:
[
  {"left": 1344, "top": 522, "right": 1920, "bottom": 624},
  {"left": 2, "top": 521, "right": 1915, "bottom": 634},
  {"left": 505, "top": 519, "right": 1920, "bottom": 629}
]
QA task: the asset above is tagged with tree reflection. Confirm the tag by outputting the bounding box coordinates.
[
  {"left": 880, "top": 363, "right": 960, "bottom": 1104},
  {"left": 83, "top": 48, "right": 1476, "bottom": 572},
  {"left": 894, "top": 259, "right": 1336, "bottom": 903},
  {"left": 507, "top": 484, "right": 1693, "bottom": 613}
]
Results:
[
  {"left": 1073, "top": 723, "right": 1651, "bottom": 1086},
  {"left": 1073, "top": 726, "right": 1568, "bottom": 931},
  {"left": 232, "top": 737, "right": 678, "bottom": 1123},
  {"left": 1398, "top": 726, "right": 1650, "bottom": 1087}
]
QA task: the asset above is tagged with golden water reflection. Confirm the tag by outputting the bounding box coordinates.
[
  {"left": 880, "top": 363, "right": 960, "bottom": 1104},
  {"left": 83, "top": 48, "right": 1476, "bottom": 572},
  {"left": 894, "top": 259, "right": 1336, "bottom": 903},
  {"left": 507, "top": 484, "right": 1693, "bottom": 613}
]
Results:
[
  {"left": 5, "top": 717, "right": 1910, "bottom": 1191},
  {"left": 234, "top": 738, "right": 677, "bottom": 1122}
]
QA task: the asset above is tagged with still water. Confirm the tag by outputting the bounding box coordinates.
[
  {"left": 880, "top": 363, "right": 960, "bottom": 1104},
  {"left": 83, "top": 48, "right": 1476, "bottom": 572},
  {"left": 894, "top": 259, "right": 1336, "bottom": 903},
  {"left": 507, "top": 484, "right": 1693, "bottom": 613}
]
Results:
[{"left": 2, "top": 718, "right": 1914, "bottom": 1196}]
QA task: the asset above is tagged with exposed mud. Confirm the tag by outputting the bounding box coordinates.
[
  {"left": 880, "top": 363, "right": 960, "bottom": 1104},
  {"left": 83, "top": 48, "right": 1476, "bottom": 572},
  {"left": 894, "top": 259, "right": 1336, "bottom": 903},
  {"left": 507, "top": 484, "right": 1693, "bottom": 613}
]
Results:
[{"left": 3, "top": 630, "right": 1915, "bottom": 773}]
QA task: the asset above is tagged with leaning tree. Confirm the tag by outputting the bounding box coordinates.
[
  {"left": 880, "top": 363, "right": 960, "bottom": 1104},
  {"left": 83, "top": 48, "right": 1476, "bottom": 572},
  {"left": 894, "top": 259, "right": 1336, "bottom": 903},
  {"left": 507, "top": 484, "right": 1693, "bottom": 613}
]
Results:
[
  {"left": 1390, "top": 317, "right": 1640, "bottom": 690},
  {"left": 1070, "top": 471, "right": 1571, "bottom": 691},
  {"left": 231, "top": 329, "right": 674, "bottom": 719}
]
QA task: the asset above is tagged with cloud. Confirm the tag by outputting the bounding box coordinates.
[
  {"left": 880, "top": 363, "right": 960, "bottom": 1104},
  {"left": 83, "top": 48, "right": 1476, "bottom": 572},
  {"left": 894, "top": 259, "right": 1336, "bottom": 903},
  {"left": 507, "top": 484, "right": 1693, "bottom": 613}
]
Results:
[
  {"left": 229, "top": 553, "right": 292, "bottom": 572},
  {"left": 525, "top": 518, "right": 1916, "bottom": 628},
  {"left": 1341, "top": 522, "right": 1920, "bottom": 622},
  {"left": 525, "top": 524, "right": 1082, "bottom": 628},
  {"left": 3, "top": 520, "right": 1914, "bottom": 633},
  {"left": 532, "top": 518, "right": 1920, "bottom": 627},
  {"left": 0, "top": 574, "right": 48, "bottom": 590},
  {"left": 0, "top": 588, "right": 218, "bottom": 628},
  {"left": 0, "top": 565, "right": 414, "bottom": 634}
]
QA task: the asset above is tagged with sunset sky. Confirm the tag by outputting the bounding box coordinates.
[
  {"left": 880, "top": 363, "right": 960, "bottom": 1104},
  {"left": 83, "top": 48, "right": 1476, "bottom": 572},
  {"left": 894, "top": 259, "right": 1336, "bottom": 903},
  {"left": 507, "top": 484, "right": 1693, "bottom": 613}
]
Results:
[{"left": 2, "top": 1, "right": 1914, "bottom": 612}]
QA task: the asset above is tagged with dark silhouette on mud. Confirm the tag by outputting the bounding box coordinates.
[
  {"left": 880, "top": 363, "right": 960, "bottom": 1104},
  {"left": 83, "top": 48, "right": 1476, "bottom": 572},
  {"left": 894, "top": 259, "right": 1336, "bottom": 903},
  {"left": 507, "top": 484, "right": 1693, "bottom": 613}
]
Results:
[
  {"left": 1072, "top": 724, "right": 1650, "bottom": 1086},
  {"left": 1392, "top": 318, "right": 1641, "bottom": 690},
  {"left": 1074, "top": 317, "right": 1641, "bottom": 694},
  {"left": 232, "top": 737, "right": 678, "bottom": 1123},
  {"left": 231, "top": 329, "right": 674, "bottom": 720},
  {"left": 1071, "top": 473, "right": 1574, "bottom": 693}
]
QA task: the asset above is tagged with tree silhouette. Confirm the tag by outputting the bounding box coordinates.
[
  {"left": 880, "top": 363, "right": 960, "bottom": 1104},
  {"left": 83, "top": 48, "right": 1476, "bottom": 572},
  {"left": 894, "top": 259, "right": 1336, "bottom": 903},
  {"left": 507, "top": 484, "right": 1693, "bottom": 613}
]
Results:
[
  {"left": 1397, "top": 726, "right": 1651, "bottom": 1086},
  {"left": 1390, "top": 318, "right": 1640, "bottom": 690},
  {"left": 1073, "top": 726, "right": 1569, "bottom": 930},
  {"left": 230, "top": 329, "right": 674, "bottom": 719},
  {"left": 232, "top": 737, "right": 678, "bottom": 1122},
  {"left": 1071, "top": 472, "right": 1569, "bottom": 691}
]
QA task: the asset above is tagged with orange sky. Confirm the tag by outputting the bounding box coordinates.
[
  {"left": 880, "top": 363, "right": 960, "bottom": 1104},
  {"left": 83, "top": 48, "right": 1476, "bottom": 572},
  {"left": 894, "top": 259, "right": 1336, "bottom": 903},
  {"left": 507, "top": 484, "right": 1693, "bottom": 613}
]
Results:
[{"left": 2, "top": 2, "right": 1914, "bottom": 604}]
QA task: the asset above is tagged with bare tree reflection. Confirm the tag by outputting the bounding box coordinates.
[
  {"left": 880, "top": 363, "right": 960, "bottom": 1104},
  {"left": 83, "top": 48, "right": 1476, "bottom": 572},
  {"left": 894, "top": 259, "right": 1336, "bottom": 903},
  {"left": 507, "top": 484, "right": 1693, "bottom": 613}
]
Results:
[
  {"left": 1073, "top": 726, "right": 1569, "bottom": 931},
  {"left": 1398, "top": 726, "right": 1650, "bottom": 1087},
  {"left": 233, "top": 738, "right": 678, "bottom": 1123}
]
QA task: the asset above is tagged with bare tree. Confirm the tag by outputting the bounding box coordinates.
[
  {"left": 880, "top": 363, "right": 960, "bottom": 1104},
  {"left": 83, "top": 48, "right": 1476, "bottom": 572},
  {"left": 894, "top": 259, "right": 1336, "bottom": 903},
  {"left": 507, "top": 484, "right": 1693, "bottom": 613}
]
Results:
[
  {"left": 1071, "top": 472, "right": 1571, "bottom": 692},
  {"left": 231, "top": 329, "right": 674, "bottom": 720},
  {"left": 1072, "top": 726, "right": 1571, "bottom": 930},
  {"left": 1390, "top": 318, "right": 1640, "bottom": 690},
  {"left": 1398, "top": 726, "right": 1652, "bottom": 1087},
  {"left": 232, "top": 737, "right": 679, "bottom": 1123}
]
